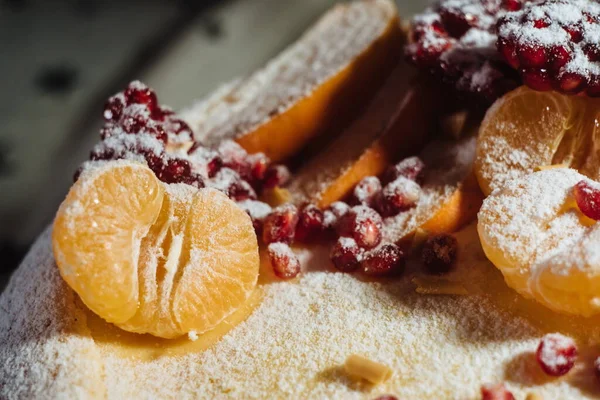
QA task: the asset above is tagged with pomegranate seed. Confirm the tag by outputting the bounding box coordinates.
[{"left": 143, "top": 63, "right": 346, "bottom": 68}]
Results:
[
  {"left": 440, "top": 8, "right": 476, "bottom": 38},
  {"left": 227, "top": 179, "right": 257, "bottom": 201},
  {"left": 551, "top": 45, "right": 571, "bottom": 70},
  {"left": 330, "top": 237, "right": 363, "bottom": 272},
  {"left": 352, "top": 176, "right": 382, "bottom": 206},
  {"left": 267, "top": 242, "right": 301, "bottom": 279},
  {"left": 503, "top": 0, "right": 522, "bottom": 11},
  {"left": 361, "top": 243, "right": 405, "bottom": 276},
  {"left": 518, "top": 45, "right": 547, "bottom": 68},
  {"left": 521, "top": 68, "right": 552, "bottom": 91},
  {"left": 498, "top": 39, "right": 520, "bottom": 69},
  {"left": 536, "top": 333, "right": 577, "bottom": 377},
  {"left": 378, "top": 177, "right": 421, "bottom": 217},
  {"left": 124, "top": 82, "right": 157, "bottom": 109},
  {"left": 181, "top": 173, "right": 205, "bottom": 189},
  {"left": 573, "top": 180, "right": 600, "bottom": 221},
  {"left": 557, "top": 72, "right": 585, "bottom": 93},
  {"left": 323, "top": 201, "right": 351, "bottom": 230},
  {"left": 295, "top": 204, "right": 325, "bottom": 242},
  {"left": 262, "top": 204, "right": 299, "bottom": 244},
  {"left": 337, "top": 206, "right": 383, "bottom": 250},
  {"left": 385, "top": 156, "right": 425, "bottom": 184},
  {"left": 238, "top": 200, "right": 271, "bottom": 233},
  {"left": 159, "top": 159, "right": 191, "bottom": 184},
  {"left": 103, "top": 96, "right": 124, "bottom": 121},
  {"left": 565, "top": 25, "right": 584, "bottom": 43},
  {"left": 480, "top": 383, "right": 515, "bottom": 400},
  {"left": 248, "top": 153, "right": 269, "bottom": 183},
  {"left": 263, "top": 164, "right": 291, "bottom": 189},
  {"left": 421, "top": 234, "right": 458, "bottom": 274}
]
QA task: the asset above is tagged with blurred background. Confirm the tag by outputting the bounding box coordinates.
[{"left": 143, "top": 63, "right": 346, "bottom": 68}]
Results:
[{"left": 0, "top": 0, "right": 424, "bottom": 287}]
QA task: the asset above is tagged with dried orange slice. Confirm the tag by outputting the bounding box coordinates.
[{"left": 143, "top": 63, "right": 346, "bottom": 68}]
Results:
[{"left": 52, "top": 160, "right": 259, "bottom": 338}]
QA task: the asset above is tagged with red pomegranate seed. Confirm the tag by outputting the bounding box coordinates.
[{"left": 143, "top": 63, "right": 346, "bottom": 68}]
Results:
[
  {"left": 330, "top": 237, "right": 363, "bottom": 272},
  {"left": 262, "top": 204, "right": 299, "bottom": 244},
  {"left": 295, "top": 204, "right": 325, "bottom": 242},
  {"left": 263, "top": 164, "right": 291, "bottom": 189},
  {"left": 440, "top": 8, "right": 477, "bottom": 38},
  {"left": 557, "top": 72, "right": 585, "bottom": 93},
  {"left": 518, "top": 45, "right": 547, "bottom": 68},
  {"left": 504, "top": 0, "right": 522, "bottom": 11},
  {"left": 103, "top": 96, "right": 124, "bottom": 121},
  {"left": 573, "top": 180, "right": 600, "bottom": 220},
  {"left": 181, "top": 173, "right": 205, "bottom": 189},
  {"left": 480, "top": 383, "right": 515, "bottom": 400},
  {"left": 536, "top": 333, "right": 578, "bottom": 377},
  {"left": 378, "top": 177, "right": 421, "bottom": 217},
  {"left": 551, "top": 45, "right": 571, "bottom": 70},
  {"left": 323, "top": 201, "right": 351, "bottom": 230},
  {"left": 361, "top": 243, "right": 405, "bottom": 276},
  {"left": 352, "top": 176, "right": 382, "bottom": 207},
  {"left": 421, "top": 234, "right": 458, "bottom": 274},
  {"left": 267, "top": 242, "right": 301, "bottom": 279},
  {"left": 237, "top": 199, "right": 271, "bottom": 234},
  {"left": 521, "top": 68, "right": 552, "bottom": 91},
  {"left": 498, "top": 39, "right": 520, "bottom": 69},
  {"left": 248, "top": 153, "right": 269, "bottom": 182},
  {"left": 227, "top": 179, "right": 257, "bottom": 201},
  {"left": 124, "top": 82, "right": 158, "bottom": 109},
  {"left": 385, "top": 156, "right": 425, "bottom": 184},
  {"left": 337, "top": 206, "right": 383, "bottom": 250}
]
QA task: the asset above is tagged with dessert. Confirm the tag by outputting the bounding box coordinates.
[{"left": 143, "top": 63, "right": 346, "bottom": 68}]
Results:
[
  {"left": 181, "top": 0, "right": 403, "bottom": 161},
  {"left": 6, "top": 0, "right": 600, "bottom": 399}
]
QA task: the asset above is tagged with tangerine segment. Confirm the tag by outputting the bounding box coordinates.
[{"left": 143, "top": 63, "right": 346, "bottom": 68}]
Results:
[
  {"left": 478, "top": 168, "right": 600, "bottom": 317},
  {"left": 53, "top": 161, "right": 260, "bottom": 338},
  {"left": 475, "top": 86, "right": 581, "bottom": 196},
  {"left": 53, "top": 161, "right": 164, "bottom": 324}
]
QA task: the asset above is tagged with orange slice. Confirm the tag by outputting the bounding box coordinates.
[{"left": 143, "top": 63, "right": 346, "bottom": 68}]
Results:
[
  {"left": 475, "top": 86, "right": 589, "bottom": 196},
  {"left": 52, "top": 160, "right": 259, "bottom": 338}
]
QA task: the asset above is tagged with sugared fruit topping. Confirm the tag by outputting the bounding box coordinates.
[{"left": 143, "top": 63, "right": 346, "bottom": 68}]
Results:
[
  {"left": 337, "top": 205, "right": 383, "bottom": 250},
  {"left": 421, "top": 233, "right": 458, "bottom": 274},
  {"left": 52, "top": 161, "right": 259, "bottom": 338},
  {"left": 497, "top": 0, "right": 600, "bottom": 96},
  {"left": 384, "top": 156, "right": 425, "bottom": 184},
  {"left": 536, "top": 333, "right": 578, "bottom": 376},
  {"left": 262, "top": 203, "right": 299, "bottom": 244},
  {"left": 573, "top": 180, "right": 600, "bottom": 221},
  {"left": 352, "top": 176, "right": 382, "bottom": 207},
  {"left": 267, "top": 242, "right": 301, "bottom": 279},
  {"left": 330, "top": 237, "right": 363, "bottom": 272},
  {"left": 295, "top": 204, "right": 325, "bottom": 242},
  {"left": 377, "top": 176, "right": 421, "bottom": 217},
  {"left": 323, "top": 201, "right": 351, "bottom": 230},
  {"left": 406, "top": 0, "right": 523, "bottom": 102},
  {"left": 361, "top": 243, "right": 405, "bottom": 276},
  {"left": 480, "top": 383, "right": 516, "bottom": 400}
]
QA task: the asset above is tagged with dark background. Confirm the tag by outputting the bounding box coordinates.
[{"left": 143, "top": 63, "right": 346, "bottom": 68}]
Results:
[{"left": 0, "top": 0, "right": 423, "bottom": 288}]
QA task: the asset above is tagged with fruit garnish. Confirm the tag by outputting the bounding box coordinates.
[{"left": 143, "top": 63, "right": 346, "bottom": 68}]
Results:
[
  {"left": 295, "top": 204, "right": 325, "bottom": 242},
  {"left": 351, "top": 176, "right": 382, "bottom": 207},
  {"left": 330, "top": 237, "right": 363, "bottom": 272},
  {"left": 480, "top": 383, "right": 516, "bottom": 400},
  {"left": 478, "top": 168, "right": 600, "bottom": 316},
  {"left": 497, "top": 0, "right": 600, "bottom": 95},
  {"left": 475, "top": 86, "right": 581, "bottom": 195},
  {"left": 262, "top": 204, "right": 299, "bottom": 245},
  {"left": 53, "top": 161, "right": 259, "bottom": 338},
  {"left": 361, "top": 243, "right": 405, "bottom": 276},
  {"left": 535, "top": 333, "right": 578, "bottom": 376},
  {"left": 267, "top": 242, "right": 301, "bottom": 280},
  {"left": 377, "top": 176, "right": 421, "bottom": 217},
  {"left": 421, "top": 233, "right": 458, "bottom": 274},
  {"left": 573, "top": 180, "right": 600, "bottom": 220},
  {"left": 406, "top": 0, "right": 523, "bottom": 102},
  {"left": 337, "top": 206, "right": 383, "bottom": 250}
]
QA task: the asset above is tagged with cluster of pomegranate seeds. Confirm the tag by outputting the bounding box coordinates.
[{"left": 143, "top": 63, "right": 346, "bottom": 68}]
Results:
[
  {"left": 267, "top": 242, "right": 301, "bottom": 279},
  {"left": 497, "top": 0, "right": 600, "bottom": 95},
  {"left": 421, "top": 234, "right": 458, "bottom": 274},
  {"left": 362, "top": 244, "right": 405, "bottom": 276},
  {"left": 406, "top": 0, "right": 524, "bottom": 102},
  {"left": 480, "top": 383, "right": 516, "bottom": 400},
  {"left": 573, "top": 180, "right": 600, "bottom": 221},
  {"left": 535, "top": 333, "right": 578, "bottom": 376}
]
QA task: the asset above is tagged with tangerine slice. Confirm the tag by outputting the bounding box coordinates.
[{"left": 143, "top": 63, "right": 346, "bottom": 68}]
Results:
[
  {"left": 53, "top": 160, "right": 259, "bottom": 338},
  {"left": 475, "top": 86, "right": 584, "bottom": 196},
  {"left": 478, "top": 168, "right": 600, "bottom": 317}
]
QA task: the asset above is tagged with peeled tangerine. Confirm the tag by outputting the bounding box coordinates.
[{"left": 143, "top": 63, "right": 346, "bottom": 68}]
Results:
[
  {"left": 475, "top": 86, "right": 600, "bottom": 196},
  {"left": 52, "top": 160, "right": 259, "bottom": 338},
  {"left": 478, "top": 168, "right": 600, "bottom": 317}
]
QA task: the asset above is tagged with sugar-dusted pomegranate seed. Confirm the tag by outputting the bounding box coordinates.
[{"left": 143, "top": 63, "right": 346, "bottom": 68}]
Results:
[
  {"left": 362, "top": 243, "right": 405, "bottom": 276},
  {"left": 103, "top": 96, "right": 124, "bottom": 122},
  {"left": 439, "top": 7, "right": 476, "bottom": 38},
  {"left": 262, "top": 203, "right": 299, "bottom": 244},
  {"left": 330, "top": 237, "right": 363, "bottom": 272},
  {"left": 267, "top": 242, "right": 301, "bottom": 279},
  {"left": 352, "top": 176, "right": 382, "bottom": 206},
  {"left": 227, "top": 179, "right": 257, "bottom": 201},
  {"left": 503, "top": 0, "right": 522, "bottom": 12},
  {"left": 180, "top": 173, "right": 205, "bottom": 189},
  {"left": 536, "top": 333, "right": 578, "bottom": 377},
  {"left": 422, "top": 234, "right": 458, "bottom": 274},
  {"left": 518, "top": 45, "right": 547, "bottom": 68},
  {"left": 385, "top": 156, "right": 425, "bottom": 184},
  {"left": 378, "top": 176, "right": 421, "bottom": 217},
  {"left": 337, "top": 206, "right": 383, "bottom": 250},
  {"left": 573, "top": 180, "right": 600, "bottom": 220},
  {"left": 323, "top": 201, "right": 351, "bottom": 230},
  {"left": 480, "top": 383, "right": 515, "bottom": 400},
  {"left": 159, "top": 159, "right": 191, "bottom": 184},
  {"left": 295, "top": 204, "right": 325, "bottom": 242},
  {"left": 263, "top": 164, "right": 291, "bottom": 189},
  {"left": 248, "top": 153, "right": 269, "bottom": 183},
  {"left": 124, "top": 81, "right": 158, "bottom": 109},
  {"left": 237, "top": 199, "right": 272, "bottom": 233}
]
